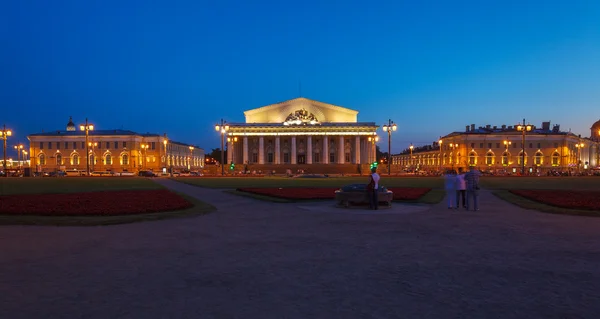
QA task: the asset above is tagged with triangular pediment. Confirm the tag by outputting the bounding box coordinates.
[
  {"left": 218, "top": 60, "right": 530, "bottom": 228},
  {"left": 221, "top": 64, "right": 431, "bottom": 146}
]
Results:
[{"left": 244, "top": 97, "right": 359, "bottom": 124}]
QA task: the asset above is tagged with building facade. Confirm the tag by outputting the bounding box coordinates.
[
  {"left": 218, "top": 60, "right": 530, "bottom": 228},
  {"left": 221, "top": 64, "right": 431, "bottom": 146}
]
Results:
[
  {"left": 27, "top": 117, "right": 204, "bottom": 174},
  {"left": 392, "top": 121, "right": 600, "bottom": 175},
  {"left": 225, "top": 98, "right": 378, "bottom": 173}
]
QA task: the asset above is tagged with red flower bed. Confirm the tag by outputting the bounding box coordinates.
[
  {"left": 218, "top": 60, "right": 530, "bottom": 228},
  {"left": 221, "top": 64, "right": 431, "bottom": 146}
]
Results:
[
  {"left": 237, "top": 187, "right": 431, "bottom": 201},
  {"left": 0, "top": 189, "right": 192, "bottom": 216},
  {"left": 509, "top": 189, "right": 600, "bottom": 210}
]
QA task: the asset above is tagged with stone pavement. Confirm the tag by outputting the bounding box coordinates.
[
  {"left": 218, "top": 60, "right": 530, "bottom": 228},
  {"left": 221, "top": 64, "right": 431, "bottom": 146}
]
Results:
[{"left": 1, "top": 179, "right": 600, "bottom": 319}]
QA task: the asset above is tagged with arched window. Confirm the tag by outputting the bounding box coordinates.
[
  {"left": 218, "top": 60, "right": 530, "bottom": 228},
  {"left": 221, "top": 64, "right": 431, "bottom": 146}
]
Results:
[
  {"left": 39, "top": 154, "right": 46, "bottom": 165},
  {"left": 517, "top": 151, "right": 527, "bottom": 165},
  {"left": 72, "top": 154, "right": 79, "bottom": 165},
  {"left": 552, "top": 152, "right": 560, "bottom": 166},
  {"left": 534, "top": 151, "right": 543, "bottom": 165},
  {"left": 449, "top": 152, "right": 454, "bottom": 164},
  {"left": 56, "top": 154, "right": 62, "bottom": 165},
  {"left": 468, "top": 151, "right": 477, "bottom": 166},
  {"left": 443, "top": 153, "right": 447, "bottom": 165},
  {"left": 122, "top": 154, "right": 129, "bottom": 165},
  {"left": 485, "top": 151, "right": 494, "bottom": 165},
  {"left": 502, "top": 151, "right": 510, "bottom": 166},
  {"left": 105, "top": 154, "right": 112, "bottom": 165}
]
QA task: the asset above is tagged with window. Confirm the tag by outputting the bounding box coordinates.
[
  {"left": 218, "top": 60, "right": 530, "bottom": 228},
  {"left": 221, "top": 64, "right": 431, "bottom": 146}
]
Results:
[
  {"left": 554, "top": 142, "right": 558, "bottom": 148},
  {"left": 517, "top": 152, "right": 526, "bottom": 165},
  {"left": 151, "top": 142, "right": 156, "bottom": 150},
  {"left": 513, "top": 143, "right": 517, "bottom": 148},
  {"left": 313, "top": 153, "right": 320, "bottom": 163},
  {"left": 470, "top": 143, "right": 475, "bottom": 148},
  {"left": 534, "top": 151, "right": 543, "bottom": 165},
  {"left": 81, "top": 142, "right": 84, "bottom": 149},
  {"left": 105, "top": 154, "right": 112, "bottom": 165},
  {"left": 56, "top": 154, "right": 62, "bottom": 165},
  {"left": 485, "top": 152, "right": 494, "bottom": 165},
  {"left": 114, "top": 142, "right": 118, "bottom": 149},
  {"left": 251, "top": 153, "right": 258, "bottom": 163},
  {"left": 502, "top": 152, "right": 510, "bottom": 165},
  {"left": 329, "top": 153, "right": 335, "bottom": 163},
  {"left": 90, "top": 154, "right": 95, "bottom": 165},
  {"left": 106, "top": 142, "right": 110, "bottom": 149},
  {"left": 73, "top": 142, "right": 77, "bottom": 149},
  {"left": 123, "top": 142, "right": 127, "bottom": 148},
  {"left": 48, "top": 142, "right": 52, "bottom": 149},
  {"left": 345, "top": 153, "right": 351, "bottom": 162},
  {"left": 488, "top": 143, "right": 492, "bottom": 149},
  {"left": 496, "top": 143, "right": 500, "bottom": 148},
  {"left": 283, "top": 153, "right": 289, "bottom": 163},
  {"left": 468, "top": 152, "right": 477, "bottom": 165},
  {"left": 122, "top": 154, "right": 129, "bottom": 165},
  {"left": 529, "top": 143, "right": 533, "bottom": 149},
  {"left": 537, "top": 143, "right": 541, "bottom": 149},
  {"left": 267, "top": 153, "right": 273, "bottom": 163},
  {"left": 479, "top": 143, "right": 483, "bottom": 148},
  {"left": 65, "top": 142, "right": 68, "bottom": 149},
  {"left": 40, "top": 142, "right": 44, "bottom": 150},
  {"left": 39, "top": 154, "right": 46, "bottom": 165},
  {"left": 552, "top": 152, "right": 560, "bottom": 166},
  {"left": 72, "top": 154, "right": 79, "bottom": 165},
  {"left": 56, "top": 142, "right": 60, "bottom": 149}
]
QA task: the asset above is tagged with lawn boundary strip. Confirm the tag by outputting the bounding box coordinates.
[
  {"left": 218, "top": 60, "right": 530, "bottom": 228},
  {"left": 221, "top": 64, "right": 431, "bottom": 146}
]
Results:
[
  {"left": 493, "top": 190, "right": 600, "bottom": 217},
  {"left": 236, "top": 187, "right": 432, "bottom": 201}
]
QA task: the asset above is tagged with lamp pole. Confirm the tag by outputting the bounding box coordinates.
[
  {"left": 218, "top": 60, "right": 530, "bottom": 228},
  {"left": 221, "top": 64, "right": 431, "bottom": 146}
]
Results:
[
  {"left": 88, "top": 142, "right": 97, "bottom": 171},
  {"left": 164, "top": 138, "right": 171, "bottom": 176},
  {"left": 141, "top": 144, "right": 149, "bottom": 170},
  {"left": 409, "top": 143, "right": 413, "bottom": 172},
  {"left": 2, "top": 124, "right": 13, "bottom": 177},
  {"left": 368, "top": 135, "right": 379, "bottom": 164},
  {"left": 382, "top": 119, "right": 397, "bottom": 175},
  {"left": 79, "top": 118, "right": 94, "bottom": 176},
  {"left": 503, "top": 140, "right": 511, "bottom": 173},
  {"left": 516, "top": 119, "right": 532, "bottom": 176},
  {"left": 438, "top": 138, "right": 443, "bottom": 172},
  {"left": 188, "top": 146, "right": 194, "bottom": 171},
  {"left": 14, "top": 144, "right": 23, "bottom": 171},
  {"left": 215, "top": 119, "right": 229, "bottom": 176},
  {"left": 575, "top": 143, "right": 584, "bottom": 174},
  {"left": 227, "top": 136, "right": 238, "bottom": 171}
]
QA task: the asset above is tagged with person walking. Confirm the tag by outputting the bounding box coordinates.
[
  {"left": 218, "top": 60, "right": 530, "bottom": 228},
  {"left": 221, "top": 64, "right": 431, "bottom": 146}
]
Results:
[
  {"left": 465, "top": 166, "right": 482, "bottom": 211},
  {"left": 455, "top": 167, "right": 467, "bottom": 209},
  {"left": 444, "top": 169, "right": 457, "bottom": 209},
  {"left": 367, "top": 166, "right": 380, "bottom": 210}
]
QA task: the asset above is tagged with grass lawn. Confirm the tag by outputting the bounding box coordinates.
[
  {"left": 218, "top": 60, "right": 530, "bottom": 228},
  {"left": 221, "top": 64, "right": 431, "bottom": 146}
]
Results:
[
  {"left": 493, "top": 190, "right": 600, "bottom": 217},
  {"left": 0, "top": 177, "right": 162, "bottom": 195},
  {"left": 479, "top": 176, "right": 600, "bottom": 190}
]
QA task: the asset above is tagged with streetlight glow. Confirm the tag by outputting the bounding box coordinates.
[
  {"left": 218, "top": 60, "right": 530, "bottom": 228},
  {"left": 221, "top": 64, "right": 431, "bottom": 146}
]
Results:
[
  {"left": 1, "top": 125, "right": 12, "bottom": 177},
  {"left": 382, "top": 119, "right": 397, "bottom": 175},
  {"left": 516, "top": 118, "right": 533, "bottom": 175},
  {"left": 215, "top": 119, "right": 229, "bottom": 175}
]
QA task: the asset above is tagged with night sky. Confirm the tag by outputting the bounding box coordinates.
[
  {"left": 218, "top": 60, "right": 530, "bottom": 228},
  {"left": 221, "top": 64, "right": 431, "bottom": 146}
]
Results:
[{"left": 2, "top": 0, "right": 600, "bottom": 153}]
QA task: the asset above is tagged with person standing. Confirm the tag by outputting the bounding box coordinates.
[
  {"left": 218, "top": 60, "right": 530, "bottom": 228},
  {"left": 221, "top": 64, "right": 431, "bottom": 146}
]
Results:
[
  {"left": 444, "top": 169, "right": 457, "bottom": 209},
  {"left": 455, "top": 167, "right": 467, "bottom": 209},
  {"left": 367, "top": 166, "right": 380, "bottom": 210},
  {"left": 465, "top": 166, "right": 482, "bottom": 211}
]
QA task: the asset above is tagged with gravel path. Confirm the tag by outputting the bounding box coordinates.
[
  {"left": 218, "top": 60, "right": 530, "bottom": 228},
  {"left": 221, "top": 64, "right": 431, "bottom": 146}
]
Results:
[{"left": 1, "top": 180, "right": 599, "bottom": 319}]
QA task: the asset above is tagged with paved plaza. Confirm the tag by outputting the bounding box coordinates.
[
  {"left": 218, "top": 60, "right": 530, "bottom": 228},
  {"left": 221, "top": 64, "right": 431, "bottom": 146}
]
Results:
[{"left": 1, "top": 179, "right": 600, "bottom": 318}]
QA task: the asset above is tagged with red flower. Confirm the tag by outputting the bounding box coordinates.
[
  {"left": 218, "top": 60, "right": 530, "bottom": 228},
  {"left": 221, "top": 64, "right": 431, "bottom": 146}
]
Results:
[
  {"left": 509, "top": 189, "right": 600, "bottom": 210},
  {"left": 0, "top": 189, "right": 192, "bottom": 216}
]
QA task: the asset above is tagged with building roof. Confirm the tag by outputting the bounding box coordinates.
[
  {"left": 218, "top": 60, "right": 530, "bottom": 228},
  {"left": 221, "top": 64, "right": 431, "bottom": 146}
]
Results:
[
  {"left": 28, "top": 129, "right": 141, "bottom": 137},
  {"left": 227, "top": 122, "right": 377, "bottom": 128}
]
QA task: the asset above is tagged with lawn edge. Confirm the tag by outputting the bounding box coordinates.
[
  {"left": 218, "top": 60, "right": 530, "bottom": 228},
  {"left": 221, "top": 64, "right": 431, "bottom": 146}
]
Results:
[
  {"left": 0, "top": 192, "right": 216, "bottom": 226},
  {"left": 492, "top": 190, "right": 600, "bottom": 217}
]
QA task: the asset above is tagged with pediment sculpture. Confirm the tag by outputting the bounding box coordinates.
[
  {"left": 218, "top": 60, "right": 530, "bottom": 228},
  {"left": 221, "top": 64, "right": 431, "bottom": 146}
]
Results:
[{"left": 283, "top": 108, "right": 320, "bottom": 125}]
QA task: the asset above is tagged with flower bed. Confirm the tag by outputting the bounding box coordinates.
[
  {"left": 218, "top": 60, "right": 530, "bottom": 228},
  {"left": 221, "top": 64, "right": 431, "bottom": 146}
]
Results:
[
  {"left": 509, "top": 189, "right": 600, "bottom": 210},
  {"left": 0, "top": 189, "right": 192, "bottom": 216},
  {"left": 237, "top": 187, "right": 431, "bottom": 201}
]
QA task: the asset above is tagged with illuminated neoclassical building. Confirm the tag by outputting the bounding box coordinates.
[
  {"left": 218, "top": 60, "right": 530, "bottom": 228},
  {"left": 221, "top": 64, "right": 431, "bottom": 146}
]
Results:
[
  {"left": 27, "top": 117, "right": 204, "bottom": 174},
  {"left": 225, "top": 98, "right": 378, "bottom": 171},
  {"left": 392, "top": 121, "right": 600, "bottom": 174}
]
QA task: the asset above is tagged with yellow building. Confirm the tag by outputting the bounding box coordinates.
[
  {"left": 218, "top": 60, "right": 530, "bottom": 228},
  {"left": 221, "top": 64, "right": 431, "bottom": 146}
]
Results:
[
  {"left": 27, "top": 117, "right": 204, "bottom": 174},
  {"left": 392, "top": 121, "right": 600, "bottom": 175}
]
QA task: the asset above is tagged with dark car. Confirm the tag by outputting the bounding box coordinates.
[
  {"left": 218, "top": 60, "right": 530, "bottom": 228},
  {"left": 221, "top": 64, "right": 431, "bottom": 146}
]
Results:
[{"left": 138, "top": 170, "right": 156, "bottom": 177}]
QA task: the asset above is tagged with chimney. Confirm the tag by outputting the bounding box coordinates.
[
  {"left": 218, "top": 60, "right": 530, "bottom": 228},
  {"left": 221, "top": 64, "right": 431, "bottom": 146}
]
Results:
[
  {"left": 501, "top": 125, "right": 506, "bottom": 129},
  {"left": 486, "top": 125, "right": 491, "bottom": 129},
  {"left": 471, "top": 124, "right": 475, "bottom": 131},
  {"left": 493, "top": 126, "right": 497, "bottom": 129},
  {"left": 466, "top": 125, "right": 470, "bottom": 132},
  {"left": 542, "top": 121, "right": 550, "bottom": 130}
]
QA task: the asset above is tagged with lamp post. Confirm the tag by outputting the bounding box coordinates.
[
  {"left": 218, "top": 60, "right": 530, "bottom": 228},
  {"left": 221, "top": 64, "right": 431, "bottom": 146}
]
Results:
[
  {"left": 516, "top": 119, "right": 532, "bottom": 176},
  {"left": 382, "top": 119, "right": 397, "bottom": 176},
  {"left": 227, "top": 136, "right": 238, "bottom": 169},
  {"left": 438, "top": 138, "right": 443, "bottom": 172},
  {"left": 79, "top": 118, "right": 94, "bottom": 176},
  {"left": 1, "top": 124, "right": 13, "bottom": 177},
  {"left": 164, "top": 139, "right": 171, "bottom": 176},
  {"left": 503, "top": 140, "right": 511, "bottom": 170},
  {"left": 368, "top": 135, "right": 379, "bottom": 164},
  {"left": 188, "top": 146, "right": 194, "bottom": 171},
  {"left": 14, "top": 143, "right": 23, "bottom": 171},
  {"left": 140, "top": 143, "right": 149, "bottom": 170},
  {"left": 575, "top": 142, "right": 584, "bottom": 174},
  {"left": 409, "top": 143, "right": 414, "bottom": 171},
  {"left": 449, "top": 143, "right": 458, "bottom": 169},
  {"left": 22, "top": 151, "right": 28, "bottom": 167},
  {"left": 215, "top": 119, "right": 230, "bottom": 176},
  {"left": 88, "top": 142, "right": 97, "bottom": 172}
]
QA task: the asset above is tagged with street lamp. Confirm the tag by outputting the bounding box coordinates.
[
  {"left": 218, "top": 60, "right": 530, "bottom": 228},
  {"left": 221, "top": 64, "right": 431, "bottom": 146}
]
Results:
[
  {"left": 516, "top": 119, "right": 532, "bottom": 176},
  {"left": 22, "top": 151, "right": 28, "bottom": 167},
  {"left": 438, "top": 138, "right": 443, "bottom": 171},
  {"left": 382, "top": 119, "right": 397, "bottom": 176},
  {"left": 88, "top": 142, "right": 97, "bottom": 171},
  {"left": 140, "top": 143, "right": 149, "bottom": 170},
  {"left": 14, "top": 143, "right": 23, "bottom": 171},
  {"left": 1, "top": 124, "right": 13, "bottom": 177},
  {"left": 449, "top": 143, "right": 458, "bottom": 169},
  {"left": 503, "top": 140, "right": 511, "bottom": 168},
  {"left": 368, "top": 135, "right": 379, "bottom": 164},
  {"left": 575, "top": 142, "right": 584, "bottom": 174},
  {"left": 215, "top": 119, "right": 230, "bottom": 176},
  {"left": 188, "top": 146, "right": 194, "bottom": 171},
  {"left": 79, "top": 118, "right": 94, "bottom": 176},
  {"left": 227, "top": 136, "right": 238, "bottom": 169},
  {"left": 164, "top": 139, "right": 171, "bottom": 176}
]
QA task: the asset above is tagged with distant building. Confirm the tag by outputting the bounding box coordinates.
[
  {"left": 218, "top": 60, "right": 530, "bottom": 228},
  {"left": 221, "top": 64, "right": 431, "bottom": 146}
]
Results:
[
  {"left": 27, "top": 117, "right": 204, "bottom": 174},
  {"left": 392, "top": 121, "right": 600, "bottom": 175}
]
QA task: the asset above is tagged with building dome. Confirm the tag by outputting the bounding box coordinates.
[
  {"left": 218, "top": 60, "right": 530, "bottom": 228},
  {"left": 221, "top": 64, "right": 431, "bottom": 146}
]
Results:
[
  {"left": 591, "top": 119, "right": 600, "bottom": 141},
  {"left": 66, "top": 116, "right": 76, "bottom": 131}
]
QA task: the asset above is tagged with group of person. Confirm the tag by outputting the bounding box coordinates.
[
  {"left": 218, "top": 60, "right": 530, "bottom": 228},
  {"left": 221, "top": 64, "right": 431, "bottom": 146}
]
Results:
[{"left": 444, "top": 167, "right": 482, "bottom": 211}]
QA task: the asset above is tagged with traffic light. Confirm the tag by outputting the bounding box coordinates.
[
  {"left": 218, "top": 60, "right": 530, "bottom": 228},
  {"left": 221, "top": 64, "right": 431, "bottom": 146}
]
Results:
[
  {"left": 230, "top": 162, "right": 235, "bottom": 170},
  {"left": 370, "top": 161, "right": 378, "bottom": 170}
]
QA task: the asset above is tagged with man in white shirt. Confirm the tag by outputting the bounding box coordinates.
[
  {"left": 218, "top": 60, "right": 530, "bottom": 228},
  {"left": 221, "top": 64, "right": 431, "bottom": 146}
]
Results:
[{"left": 368, "top": 167, "right": 381, "bottom": 210}]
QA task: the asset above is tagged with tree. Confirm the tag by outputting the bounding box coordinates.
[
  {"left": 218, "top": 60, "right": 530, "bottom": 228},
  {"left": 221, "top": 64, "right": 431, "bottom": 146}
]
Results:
[{"left": 209, "top": 148, "right": 227, "bottom": 165}]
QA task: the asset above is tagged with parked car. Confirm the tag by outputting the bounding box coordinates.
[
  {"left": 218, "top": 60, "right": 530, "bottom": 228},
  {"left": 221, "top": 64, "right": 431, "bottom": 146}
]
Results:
[{"left": 138, "top": 170, "right": 156, "bottom": 177}]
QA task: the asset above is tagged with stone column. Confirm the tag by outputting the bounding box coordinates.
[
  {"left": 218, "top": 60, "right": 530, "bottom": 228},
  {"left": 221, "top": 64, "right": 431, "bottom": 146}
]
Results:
[
  {"left": 291, "top": 136, "right": 297, "bottom": 164},
  {"left": 338, "top": 136, "right": 345, "bottom": 164},
  {"left": 243, "top": 137, "right": 248, "bottom": 164},
  {"left": 323, "top": 136, "right": 329, "bottom": 164},
  {"left": 306, "top": 136, "right": 312, "bottom": 164},
  {"left": 258, "top": 136, "right": 265, "bottom": 164},
  {"left": 355, "top": 136, "right": 361, "bottom": 164},
  {"left": 275, "top": 136, "right": 280, "bottom": 164},
  {"left": 227, "top": 140, "right": 233, "bottom": 164}
]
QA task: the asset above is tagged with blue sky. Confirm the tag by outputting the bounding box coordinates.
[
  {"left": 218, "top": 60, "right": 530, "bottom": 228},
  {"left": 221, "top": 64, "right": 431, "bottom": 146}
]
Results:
[{"left": 2, "top": 0, "right": 599, "bottom": 153}]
